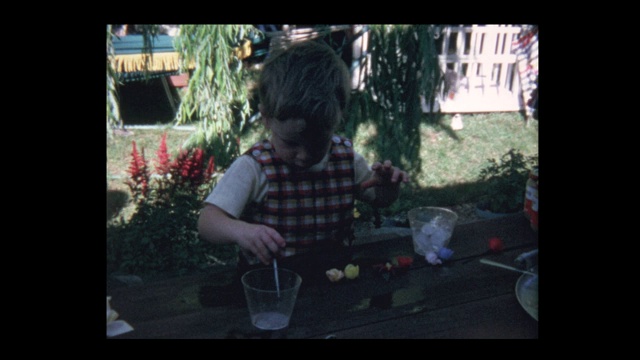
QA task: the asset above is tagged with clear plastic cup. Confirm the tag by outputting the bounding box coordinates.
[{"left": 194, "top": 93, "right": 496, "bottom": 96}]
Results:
[
  {"left": 241, "top": 268, "right": 302, "bottom": 330},
  {"left": 408, "top": 207, "right": 458, "bottom": 256}
]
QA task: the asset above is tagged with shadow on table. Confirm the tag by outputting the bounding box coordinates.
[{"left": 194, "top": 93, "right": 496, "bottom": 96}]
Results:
[{"left": 197, "top": 246, "right": 375, "bottom": 309}]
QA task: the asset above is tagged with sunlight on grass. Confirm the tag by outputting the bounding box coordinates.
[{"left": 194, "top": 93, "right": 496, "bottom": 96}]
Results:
[
  {"left": 107, "top": 128, "right": 194, "bottom": 179},
  {"left": 350, "top": 112, "right": 538, "bottom": 191},
  {"left": 107, "top": 112, "right": 538, "bottom": 221}
]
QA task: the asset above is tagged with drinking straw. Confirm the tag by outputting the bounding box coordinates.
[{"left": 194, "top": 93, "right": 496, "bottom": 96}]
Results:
[
  {"left": 273, "top": 259, "right": 281, "bottom": 298},
  {"left": 480, "top": 258, "right": 537, "bottom": 277}
]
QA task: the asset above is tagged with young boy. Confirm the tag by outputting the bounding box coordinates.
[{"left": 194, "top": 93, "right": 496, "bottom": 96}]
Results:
[{"left": 198, "top": 40, "right": 409, "bottom": 273}]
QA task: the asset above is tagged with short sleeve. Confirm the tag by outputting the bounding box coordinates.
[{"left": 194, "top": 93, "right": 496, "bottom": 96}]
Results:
[{"left": 203, "top": 155, "right": 266, "bottom": 218}]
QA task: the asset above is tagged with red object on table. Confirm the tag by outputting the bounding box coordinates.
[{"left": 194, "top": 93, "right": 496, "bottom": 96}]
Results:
[
  {"left": 393, "top": 256, "right": 414, "bottom": 268},
  {"left": 488, "top": 237, "right": 504, "bottom": 252}
]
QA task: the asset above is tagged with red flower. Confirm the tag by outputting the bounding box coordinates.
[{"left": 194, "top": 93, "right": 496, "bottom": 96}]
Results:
[
  {"left": 392, "top": 256, "right": 414, "bottom": 268},
  {"left": 168, "top": 147, "right": 211, "bottom": 189},
  {"left": 126, "top": 141, "right": 141, "bottom": 177},
  {"left": 126, "top": 140, "right": 150, "bottom": 199},
  {"left": 155, "top": 132, "right": 171, "bottom": 176},
  {"left": 204, "top": 155, "right": 215, "bottom": 182},
  {"left": 189, "top": 148, "right": 204, "bottom": 187},
  {"left": 180, "top": 150, "right": 192, "bottom": 179},
  {"left": 170, "top": 149, "right": 191, "bottom": 185}
]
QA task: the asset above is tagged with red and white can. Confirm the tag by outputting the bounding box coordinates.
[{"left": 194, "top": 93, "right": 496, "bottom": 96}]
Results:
[{"left": 523, "top": 167, "right": 538, "bottom": 231}]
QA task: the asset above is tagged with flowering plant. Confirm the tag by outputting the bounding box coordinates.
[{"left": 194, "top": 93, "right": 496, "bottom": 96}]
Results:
[
  {"left": 126, "top": 132, "right": 216, "bottom": 206},
  {"left": 108, "top": 133, "right": 235, "bottom": 277}
]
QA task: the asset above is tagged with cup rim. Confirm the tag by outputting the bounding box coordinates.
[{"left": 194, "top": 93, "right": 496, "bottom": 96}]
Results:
[
  {"left": 408, "top": 206, "right": 459, "bottom": 222},
  {"left": 241, "top": 267, "right": 302, "bottom": 293}
]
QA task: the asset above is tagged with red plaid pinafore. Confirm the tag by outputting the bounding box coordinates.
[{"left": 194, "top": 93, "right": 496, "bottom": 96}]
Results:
[{"left": 241, "top": 136, "right": 355, "bottom": 264}]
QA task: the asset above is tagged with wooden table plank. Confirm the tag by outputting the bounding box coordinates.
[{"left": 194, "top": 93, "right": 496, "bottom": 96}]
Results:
[
  {"left": 108, "top": 214, "right": 538, "bottom": 339},
  {"left": 283, "top": 247, "right": 533, "bottom": 338},
  {"left": 306, "top": 293, "right": 538, "bottom": 339}
]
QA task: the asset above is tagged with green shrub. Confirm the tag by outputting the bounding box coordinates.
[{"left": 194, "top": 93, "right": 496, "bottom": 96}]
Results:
[
  {"left": 476, "top": 149, "right": 538, "bottom": 213},
  {"left": 107, "top": 133, "right": 237, "bottom": 278}
]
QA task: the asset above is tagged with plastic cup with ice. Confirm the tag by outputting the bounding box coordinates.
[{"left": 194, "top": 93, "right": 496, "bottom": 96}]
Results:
[{"left": 408, "top": 207, "right": 458, "bottom": 263}]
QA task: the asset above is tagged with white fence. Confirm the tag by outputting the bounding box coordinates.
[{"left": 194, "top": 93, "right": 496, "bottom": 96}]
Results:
[
  {"left": 432, "top": 25, "right": 524, "bottom": 113},
  {"left": 350, "top": 25, "right": 532, "bottom": 114},
  {"left": 269, "top": 25, "right": 535, "bottom": 114}
]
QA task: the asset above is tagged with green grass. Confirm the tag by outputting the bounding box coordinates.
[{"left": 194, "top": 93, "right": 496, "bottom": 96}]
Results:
[
  {"left": 347, "top": 112, "right": 538, "bottom": 216},
  {"left": 107, "top": 112, "right": 538, "bottom": 223},
  {"left": 410, "top": 112, "right": 538, "bottom": 189},
  {"left": 107, "top": 126, "right": 194, "bottom": 222},
  {"left": 107, "top": 126, "right": 194, "bottom": 180}
]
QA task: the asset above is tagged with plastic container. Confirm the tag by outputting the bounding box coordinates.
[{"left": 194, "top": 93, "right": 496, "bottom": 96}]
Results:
[
  {"left": 241, "top": 268, "right": 302, "bottom": 330},
  {"left": 407, "top": 207, "right": 458, "bottom": 256},
  {"left": 523, "top": 167, "right": 539, "bottom": 221}
]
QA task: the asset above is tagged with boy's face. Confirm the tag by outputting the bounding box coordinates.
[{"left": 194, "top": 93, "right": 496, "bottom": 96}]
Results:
[{"left": 266, "top": 117, "right": 333, "bottom": 170}]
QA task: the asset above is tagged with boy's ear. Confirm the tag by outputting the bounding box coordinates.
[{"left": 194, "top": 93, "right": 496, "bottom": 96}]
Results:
[
  {"left": 259, "top": 104, "right": 272, "bottom": 129},
  {"left": 259, "top": 104, "right": 268, "bottom": 118}
]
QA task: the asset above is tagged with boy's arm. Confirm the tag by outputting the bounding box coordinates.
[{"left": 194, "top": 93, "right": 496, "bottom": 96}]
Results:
[
  {"left": 358, "top": 160, "right": 409, "bottom": 208},
  {"left": 371, "top": 180, "right": 402, "bottom": 208},
  {"left": 198, "top": 204, "right": 285, "bottom": 265},
  {"left": 197, "top": 155, "right": 285, "bottom": 265}
]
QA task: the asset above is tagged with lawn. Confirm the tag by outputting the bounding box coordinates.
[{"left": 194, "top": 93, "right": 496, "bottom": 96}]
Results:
[{"left": 107, "top": 112, "right": 539, "bottom": 224}]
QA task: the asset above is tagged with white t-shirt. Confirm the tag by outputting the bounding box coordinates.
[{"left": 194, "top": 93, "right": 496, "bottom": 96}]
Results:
[{"left": 204, "top": 150, "right": 375, "bottom": 219}]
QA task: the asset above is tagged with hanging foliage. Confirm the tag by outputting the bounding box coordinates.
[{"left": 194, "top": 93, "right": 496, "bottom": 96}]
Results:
[
  {"left": 173, "top": 25, "right": 257, "bottom": 168},
  {"left": 416, "top": 25, "right": 443, "bottom": 121},
  {"left": 108, "top": 24, "right": 442, "bottom": 173},
  {"left": 106, "top": 25, "right": 162, "bottom": 137},
  {"left": 106, "top": 25, "right": 121, "bottom": 138},
  {"left": 138, "top": 25, "right": 161, "bottom": 83},
  {"left": 343, "top": 25, "right": 443, "bottom": 175},
  {"left": 106, "top": 24, "right": 258, "bottom": 167}
]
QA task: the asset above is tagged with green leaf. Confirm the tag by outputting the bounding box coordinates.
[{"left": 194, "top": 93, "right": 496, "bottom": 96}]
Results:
[{"left": 206, "top": 66, "right": 214, "bottom": 82}]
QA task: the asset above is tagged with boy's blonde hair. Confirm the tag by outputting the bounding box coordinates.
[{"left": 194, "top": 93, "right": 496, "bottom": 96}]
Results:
[{"left": 258, "top": 40, "right": 350, "bottom": 133}]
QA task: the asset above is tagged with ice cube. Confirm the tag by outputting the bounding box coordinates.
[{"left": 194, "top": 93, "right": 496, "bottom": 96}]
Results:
[
  {"left": 421, "top": 223, "right": 438, "bottom": 235},
  {"left": 430, "top": 227, "right": 450, "bottom": 249},
  {"left": 420, "top": 222, "right": 451, "bottom": 251},
  {"left": 415, "top": 231, "right": 431, "bottom": 252}
]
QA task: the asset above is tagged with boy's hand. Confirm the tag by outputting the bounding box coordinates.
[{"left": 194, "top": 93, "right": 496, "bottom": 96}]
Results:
[
  {"left": 362, "top": 160, "right": 410, "bottom": 190},
  {"left": 238, "top": 224, "right": 287, "bottom": 265}
]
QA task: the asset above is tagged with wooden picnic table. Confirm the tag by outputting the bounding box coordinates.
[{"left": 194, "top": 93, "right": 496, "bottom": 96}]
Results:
[{"left": 107, "top": 213, "right": 538, "bottom": 339}]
